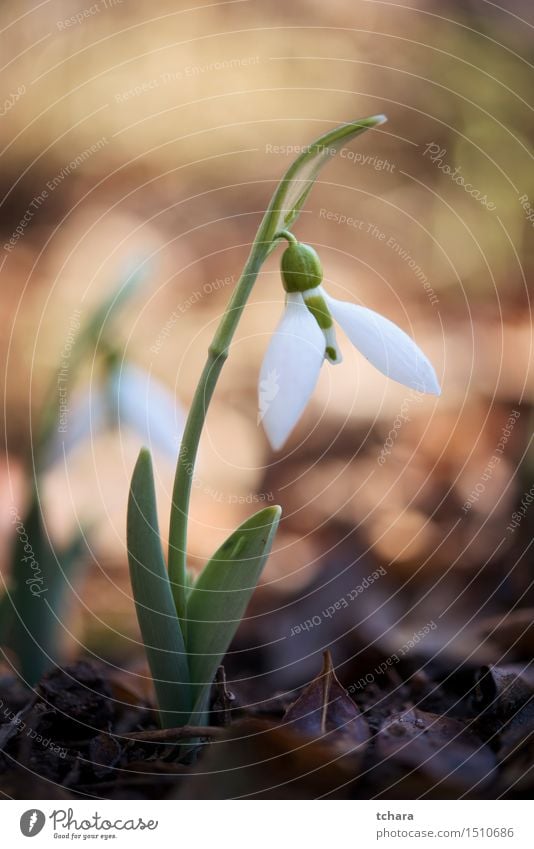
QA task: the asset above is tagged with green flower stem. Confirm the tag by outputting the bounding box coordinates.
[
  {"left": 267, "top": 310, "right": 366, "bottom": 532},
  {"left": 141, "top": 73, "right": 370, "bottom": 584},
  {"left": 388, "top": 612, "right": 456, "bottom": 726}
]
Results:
[
  {"left": 167, "top": 116, "right": 386, "bottom": 621},
  {"left": 168, "top": 241, "right": 271, "bottom": 621},
  {"left": 275, "top": 230, "right": 298, "bottom": 246}
]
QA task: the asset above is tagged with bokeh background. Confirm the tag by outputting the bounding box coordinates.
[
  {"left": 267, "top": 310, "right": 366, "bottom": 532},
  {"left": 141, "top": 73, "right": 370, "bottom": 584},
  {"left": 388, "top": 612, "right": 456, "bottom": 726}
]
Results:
[{"left": 1, "top": 0, "right": 533, "bottom": 696}]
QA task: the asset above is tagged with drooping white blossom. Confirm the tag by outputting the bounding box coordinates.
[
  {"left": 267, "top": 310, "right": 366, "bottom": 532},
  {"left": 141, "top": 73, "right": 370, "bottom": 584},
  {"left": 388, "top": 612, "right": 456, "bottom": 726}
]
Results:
[
  {"left": 46, "top": 364, "right": 185, "bottom": 466},
  {"left": 259, "top": 240, "right": 440, "bottom": 450}
]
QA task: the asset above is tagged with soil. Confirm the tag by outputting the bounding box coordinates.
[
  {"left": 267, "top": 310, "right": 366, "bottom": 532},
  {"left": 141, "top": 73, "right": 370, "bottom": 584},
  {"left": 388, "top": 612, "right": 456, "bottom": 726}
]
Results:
[{"left": 1, "top": 650, "right": 532, "bottom": 800}]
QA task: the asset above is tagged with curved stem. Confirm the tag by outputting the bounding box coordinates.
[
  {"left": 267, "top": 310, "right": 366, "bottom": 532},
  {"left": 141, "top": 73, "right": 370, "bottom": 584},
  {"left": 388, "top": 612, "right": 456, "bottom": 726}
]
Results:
[
  {"left": 168, "top": 241, "right": 272, "bottom": 620},
  {"left": 167, "top": 117, "right": 385, "bottom": 620},
  {"left": 275, "top": 230, "right": 298, "bottom": 246}
]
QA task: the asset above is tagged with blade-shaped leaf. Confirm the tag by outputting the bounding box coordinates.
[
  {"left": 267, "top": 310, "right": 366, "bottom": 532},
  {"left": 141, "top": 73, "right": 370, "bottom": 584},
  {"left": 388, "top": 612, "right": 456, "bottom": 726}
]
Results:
[
  {"left": 186, "top": 505, "right": 282, "bottom": 719},
  {"left": 262, "top": 115, "right": 386, "bottom": 248},
  {"left": 3, "top": 493, "right": 88, "bottom": 685},
  {"left": 127, "top": 448, "right": 191, "bottom": 727}
]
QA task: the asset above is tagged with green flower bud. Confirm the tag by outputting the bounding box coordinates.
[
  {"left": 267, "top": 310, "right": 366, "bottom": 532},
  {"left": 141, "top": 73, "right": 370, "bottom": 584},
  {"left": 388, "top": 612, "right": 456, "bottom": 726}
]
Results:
[{"left": 281, "top": 242, "right": 323, "bottom": 293}]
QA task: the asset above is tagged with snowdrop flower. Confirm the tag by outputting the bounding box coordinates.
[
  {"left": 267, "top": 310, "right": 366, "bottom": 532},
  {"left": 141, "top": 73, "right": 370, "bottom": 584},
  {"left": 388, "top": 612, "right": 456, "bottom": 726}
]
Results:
[
  {"left": 259, "top": 237, "right": 441, "bottom": 451},
  {"left": 46, "top": 363, "right": 185, "bottom": 466},
  {"left": 107, "top": 363, "right": 185, "bottom": 458}
]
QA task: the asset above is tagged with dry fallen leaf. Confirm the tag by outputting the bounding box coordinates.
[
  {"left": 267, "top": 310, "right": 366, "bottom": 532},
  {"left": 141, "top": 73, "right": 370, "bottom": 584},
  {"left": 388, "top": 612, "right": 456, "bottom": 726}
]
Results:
[
  {"left": 476, "top": 610, "right": 534, "bottom": 661},
  {"left": 375, "top": 707, "right": 496, "bottom": 798},
  {"left": 284, "top": 650, "right": 370, "bottom": 755},
  {"left": 495, "top": 700, "right": 534, "bottom": 794},
  {"left": 474, "top": 664, "right": 534, "bottom": 715},
  {"left": 178, "top": 718, "right": 359, "bottom": 799}
]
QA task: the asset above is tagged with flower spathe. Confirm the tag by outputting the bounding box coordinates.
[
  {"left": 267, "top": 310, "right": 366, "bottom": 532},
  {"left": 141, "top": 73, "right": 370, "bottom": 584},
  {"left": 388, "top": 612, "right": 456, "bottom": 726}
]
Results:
[{"left": 258, "top": 239, "right": 441, "bottom": 451}]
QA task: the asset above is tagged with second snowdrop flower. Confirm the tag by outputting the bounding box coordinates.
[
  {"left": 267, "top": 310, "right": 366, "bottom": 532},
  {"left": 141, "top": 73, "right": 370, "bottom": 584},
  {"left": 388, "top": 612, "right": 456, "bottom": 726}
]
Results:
[{"left": 259, "top": 234, "right": 441, "bottom": 451}]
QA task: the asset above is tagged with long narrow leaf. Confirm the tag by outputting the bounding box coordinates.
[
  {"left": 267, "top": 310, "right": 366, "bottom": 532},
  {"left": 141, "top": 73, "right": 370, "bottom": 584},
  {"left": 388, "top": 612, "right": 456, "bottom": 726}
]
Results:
[
  {"left": 262, "top": 115, "right": 386, "bottom": 247},
  {"left": 186, "top": 505, "right": 281, "bottom": 720},
  {"left": 3, "top": 494, "right": 87, "bottom": 685},
  {"left": 127, "top": 448, "right": 191, "bottom": 727}
]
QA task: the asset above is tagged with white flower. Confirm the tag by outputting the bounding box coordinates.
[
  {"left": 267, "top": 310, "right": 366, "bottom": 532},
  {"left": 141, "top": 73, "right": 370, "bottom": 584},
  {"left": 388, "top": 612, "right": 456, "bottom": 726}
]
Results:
[
  {"left": 258, "top": 244, "right": 441, "bottom": 451},
  {"left": 46, "top": 364, "right": 185, "bottom": 466},
  {"left": 107, "top": 364, "right": 185, "bottom": 458}
]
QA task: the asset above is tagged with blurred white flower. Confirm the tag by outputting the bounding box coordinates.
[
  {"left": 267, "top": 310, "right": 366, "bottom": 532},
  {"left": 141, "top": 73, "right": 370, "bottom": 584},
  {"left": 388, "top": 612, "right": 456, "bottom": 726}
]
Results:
[
  {"left": 108, "top": 364, "right": 185, "bottom": 458},
  {"left": 47, "top": 364, "right": 185, "bottom": 466}
]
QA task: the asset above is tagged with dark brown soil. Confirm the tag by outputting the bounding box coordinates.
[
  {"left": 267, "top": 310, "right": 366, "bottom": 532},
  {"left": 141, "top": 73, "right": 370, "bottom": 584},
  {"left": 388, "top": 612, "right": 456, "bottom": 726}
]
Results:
[{"left": 1, "top": 651, "right": 532, "bottom": 800}]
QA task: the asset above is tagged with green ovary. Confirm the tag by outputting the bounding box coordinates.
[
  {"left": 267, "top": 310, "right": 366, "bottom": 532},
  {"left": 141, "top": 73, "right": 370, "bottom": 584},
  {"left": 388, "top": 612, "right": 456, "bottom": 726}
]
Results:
[{"left": 325, "top": 345, "right": 338, "bottom": 361}]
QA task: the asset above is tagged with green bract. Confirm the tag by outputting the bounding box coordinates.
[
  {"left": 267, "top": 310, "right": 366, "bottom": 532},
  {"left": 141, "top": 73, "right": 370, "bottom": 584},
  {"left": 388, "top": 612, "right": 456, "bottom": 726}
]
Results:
[
  {"left": 127, "top": 115, "right": 386, "bottom": 728},
  {"left": 186, "top": 504, "right": 281, "bottom": 724},
  {"left": 127, "top": 449, "right": 191, "bottom": 727},
  {"left": 281, "top": 241, "right": 323, "bottom": 293},
  {"left": 127, "top": 449, "right": 281, "bottom": 728}
]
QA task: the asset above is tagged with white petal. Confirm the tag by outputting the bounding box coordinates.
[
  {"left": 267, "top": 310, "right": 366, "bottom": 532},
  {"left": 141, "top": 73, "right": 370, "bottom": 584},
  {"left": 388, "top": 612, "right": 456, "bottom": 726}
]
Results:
[
  {"left": 43, "top": 387, "right": 107, "bottom": 468},
  {"left": 259, "top": 293, "right": 325, "bottom": 450},
  {"left": 323, "top": 325, "right": 343, "bottom": 364},
  {"left": 325, "top": 295, "right": 441, "bottom": 395},
  {"left": 111, "top": 364, "right": 185, "bottom": 458}
]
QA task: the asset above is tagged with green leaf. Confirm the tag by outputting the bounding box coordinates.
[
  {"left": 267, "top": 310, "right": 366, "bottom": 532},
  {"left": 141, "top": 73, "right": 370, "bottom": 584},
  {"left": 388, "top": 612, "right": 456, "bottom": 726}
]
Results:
[
  {"left": 127, "top": 448, "right": 191, "bottom": 727},
  {"left": 74, "top": 256, "right": 151, "bottom": 370},
  {"left": 38, "top": 257, "right": 152, "bottom": 465},
  {"left": 262, "top": 115, "right": 387, "bottom": 248},
  {"left": 2, "top": 493, "right": 88, "bottom": 686},
  {"left": 186, "top": 505, "right": 282, "bottom": 721}
]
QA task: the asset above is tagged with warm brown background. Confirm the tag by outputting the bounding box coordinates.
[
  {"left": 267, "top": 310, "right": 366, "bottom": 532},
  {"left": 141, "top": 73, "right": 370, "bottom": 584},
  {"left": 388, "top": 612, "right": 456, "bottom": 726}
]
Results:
[{"left": 1, "top": 0, "right": 532, "bottom": 684}]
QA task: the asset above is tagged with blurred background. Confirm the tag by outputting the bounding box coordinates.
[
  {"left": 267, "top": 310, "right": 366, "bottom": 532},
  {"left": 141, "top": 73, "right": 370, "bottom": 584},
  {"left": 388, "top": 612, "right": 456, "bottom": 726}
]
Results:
[{"left": 0, "top": 0, "right": 533, "bottom": 697}]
